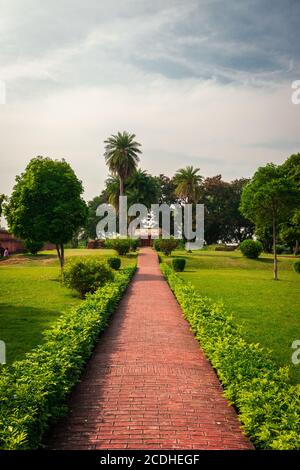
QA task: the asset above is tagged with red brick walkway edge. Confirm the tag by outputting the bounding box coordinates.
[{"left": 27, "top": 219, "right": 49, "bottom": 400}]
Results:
[{"left": 48, "top": 247, "right": 253, "bottom": 450}]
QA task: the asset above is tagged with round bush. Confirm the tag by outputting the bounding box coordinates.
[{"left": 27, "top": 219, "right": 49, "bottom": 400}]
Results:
[
  {"left": 105, "top": 238, "right": 131, "bottom": 255},
  {"left": 25, "top": 239, "right": 44, "bottom": 255},
  {"left": 64, "top": 257, "right": 114, "bottom": 298},
  {"left": 107, "top": 256, "right": 121, "bottom": 270},
  {"left": 172, "top": 258, "right": 186, "bottom": 272},
  {"left": 294, "top": 260, "right": 300, "bottom": 273},
  {"left": 240, "top": 239, "right": 263, "bottom": 259},
  {"left": 159, "top": 238, "right": 178, "bottom": 256}
]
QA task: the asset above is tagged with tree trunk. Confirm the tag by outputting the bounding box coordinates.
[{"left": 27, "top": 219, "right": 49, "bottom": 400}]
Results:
[
  {"left": 273, "top": 216, "right": 278, "bottom": 280},
  {"left": 56, "top": 243, "right": 65, "bottom": 280},
  {"left": 119, "top": 178, "right": 124, "bottom": 197},
  {"left": 294, "top": 239, "right": 299, "bottom": 256}
]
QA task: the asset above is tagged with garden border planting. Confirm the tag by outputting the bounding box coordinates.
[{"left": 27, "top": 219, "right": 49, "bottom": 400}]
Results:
[
  {"left": 0, "top": 265, "right": 136, "bottom": 450},
  {"left": 160, "top": 262, "right": 300, "bottom": 450}
]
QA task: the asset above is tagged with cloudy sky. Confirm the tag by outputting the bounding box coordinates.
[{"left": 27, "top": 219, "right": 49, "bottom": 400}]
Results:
[{"left": 0, "top": 0, "right": 300, "bottom": 201}]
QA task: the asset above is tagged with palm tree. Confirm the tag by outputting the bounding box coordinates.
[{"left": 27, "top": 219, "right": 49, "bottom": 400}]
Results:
[
  {"left": 104, "top": 131, "right": 142, "bottom": 196},
  {"left": 173, "top": 166, "right": 203, "bottom": 203}
]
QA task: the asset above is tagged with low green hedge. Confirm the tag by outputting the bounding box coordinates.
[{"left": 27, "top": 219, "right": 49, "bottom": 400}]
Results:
[
  {"left": 172, "top": 258, "right": 186, "bottom": 272},
  {"left": 160, "top": 263, "right": 300, "bottom": 450},
  {"left": 0, "top": 265, "right": 136, "bottom": 450},
  {"left": 294, "top": 260, "right": 300, "bottom": 274}
]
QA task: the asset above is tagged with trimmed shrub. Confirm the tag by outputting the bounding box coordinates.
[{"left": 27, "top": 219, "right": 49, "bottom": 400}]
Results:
[
  {"left": 25, "top": 240, "right": 44, "bottom": 255},
  {"left": 172, "top": 258, "right": 186, "bottom": 272},
  {"left": 105, "top": 238, "right": 131, "bottom": 255},
  {"left": 154, "top": 239, "right": 161, "bottom": 251},
  {"left": 160, "top": 262, "right": 300, "bottom": 450},
  {"left": 128, "top": 238, "right": 139, "bottom": 252},
  {"left": 159, "top": 238, "right": 178, "bottom": 256},
  {"left": 64, "top": 257, "right": 114, "bottom": 298},
  {"left": 107, "top": 257, "right": 121, "bottom": 270},
  {"left": 294, "top": 260, "right": 300, "bottom": 273},
  {"left": 0, "top": 266, "right": 136, "bottom": 450},
  {"left": 240, "top": 239, "right": 263, "bottom": 259}
]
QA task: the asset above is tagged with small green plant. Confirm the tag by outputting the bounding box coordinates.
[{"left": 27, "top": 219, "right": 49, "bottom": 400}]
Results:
[
  {"left": 64, "top": 257, "right": 113, "bottom": 298},
  {"left": 128, "top": 238, "right": 139, "bottom": 252},
  {"left": 24, "top": 240, "right": 44, "bottom": 255},
  {"left": 159, "top": 238, "right": 178, "bottom": 256},
  {"left": 107, "top": 257, "right": 121, "bottom": 270},
  {"left": 172, "top": 258, "right": 186, "bottom": 272},
  {"left": 105, "top": 238, "right": 131, "bottom": 255},
  {"left": 293, "top": 260, "right": 300, "bottom": 273},
  {"left": 240, "top": 239, "right": 263, "bottom": 259},
  {"left": 154, "top": 239, "right": 161, "bottom": 251}
]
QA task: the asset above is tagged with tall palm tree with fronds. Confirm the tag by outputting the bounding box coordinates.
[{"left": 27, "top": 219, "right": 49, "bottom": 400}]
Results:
[
  {"left": 104, "top": 131, "right": 142, "bottom": 196},
  {"left": 173, "top": 166, "right": 203, "bottom": 203}
]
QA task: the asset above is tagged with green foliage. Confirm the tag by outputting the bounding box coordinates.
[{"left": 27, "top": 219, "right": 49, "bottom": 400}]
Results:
[
  {"left": 240, "top": 164, "right": 299, "bottom": 229},
  {"left": 203, "top": 176, "right": 253, "bottom": 244},
  {"left": 173, "top": 166, "right": 202, "bottom": 203},
  {"left": 293, "top": 261, "right": 300, "bottom": 274},
  {"left": 125, "top": 170, "right": 160, "bottom": 209},
  {"left": 128, "top": 238, "right": 139, "bottom": 252},
  {"left": 158, "top": 238, "right": 178, "bottom": 256},
  {"left": 0, "top": 194, "right": 6, "bottom": 218},
  {"left": 240, "top": 239, "right": 263, "bottom": 259},
  {"left": 276, "top": 244, "right": 291, "bottom": 255},
  {"left": 161, "top": 263, "right": 300, "bottom": 450},
  {"left": 105, "top": 238, "right": 131, "bottom": 255},
  {"left": 64, "top": 257, "right": 114, "bottom": 298},
  {"left": 153, "top": 239, "right": 161, "bottom": 251},
  {"left": 172, "top": 258, "right": 186, "bottom": 272},
  {"left": 0, "top": 266, "right": 136, "bottom": 450},
  {"left": 5, "top": 157, "right": 87, "bottom": 245},
  {"left": 104, "top": 131, "right": 141, "bottom": 195},
  {"left": 24, "top": 240, "right": 44, "bottom": 255},
  {"left": 107, "top": 257, "right": 121, "bottom": 270}
]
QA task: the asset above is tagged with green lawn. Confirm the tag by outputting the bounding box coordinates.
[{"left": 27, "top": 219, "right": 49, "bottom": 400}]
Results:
[
  {"left": 163, "top": 249, "right": 300, "bottom": 384},
  {"left": 0, "top": 248, "right": 136, "bottom": 364}
]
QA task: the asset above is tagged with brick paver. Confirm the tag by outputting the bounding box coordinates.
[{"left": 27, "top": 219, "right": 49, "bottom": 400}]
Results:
[{"left": 48, "top": 248, "right": 253, "bottom": 450}]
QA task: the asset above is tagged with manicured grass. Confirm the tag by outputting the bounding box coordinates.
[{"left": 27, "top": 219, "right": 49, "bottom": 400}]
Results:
[
  {"left": 162, "top": 249, "right": 300, "bottom": 383},
  {"left": 0, "top": 248, "right": 136, "bottom": 364}
]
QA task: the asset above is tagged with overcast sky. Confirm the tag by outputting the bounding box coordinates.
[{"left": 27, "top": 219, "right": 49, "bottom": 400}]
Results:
[{"left": 0, "top": 0, "right": 300, "bottom": 201}]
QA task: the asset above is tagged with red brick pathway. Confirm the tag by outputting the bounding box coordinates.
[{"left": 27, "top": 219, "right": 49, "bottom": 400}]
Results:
[{"left": 48, "top": 248, "right": 253, "bottom": 450}]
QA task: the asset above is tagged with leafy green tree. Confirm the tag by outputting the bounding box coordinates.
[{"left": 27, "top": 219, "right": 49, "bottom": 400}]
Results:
[
  {"left": 4, "top": 157, "right": 87, "bottom": 272},
  {"left": 173, "top": 166, "right": 203, "bottom": 203},
  {"left": 0, "top": 194, "right": 6, "bottom": 219},
  {"left": 104, "top": 131, "right": 142, "bottom": 196},
  {"left": 240, "top": 163, "right": 299, "bottom": 280},
  {"left": 226, "top": 178, "right": 254, "bottom": 243},
  {"left": 280, "top": 153, "right": 300, "bottom": 254},
  {"left": 125, "top": 169, "right": 160, "bottom": 208},
  {"left": 155, "top": 174, "right": 177, "bottom": 205},
  {"left": 202, "top": 175, "right": 253, "bottom": 244},
  {"left": 83, "top": 194, "right": 107, "bottom": 240}
]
